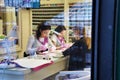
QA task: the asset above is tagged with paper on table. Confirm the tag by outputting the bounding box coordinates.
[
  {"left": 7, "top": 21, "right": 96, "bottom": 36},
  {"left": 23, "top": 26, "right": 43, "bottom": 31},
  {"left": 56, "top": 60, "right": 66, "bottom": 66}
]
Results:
[
  {"left": 12, "top": 58, "right": 52, "bottom": 68},
  {"left": 42, "top": 51, "right": 64, "bottom": 58}
]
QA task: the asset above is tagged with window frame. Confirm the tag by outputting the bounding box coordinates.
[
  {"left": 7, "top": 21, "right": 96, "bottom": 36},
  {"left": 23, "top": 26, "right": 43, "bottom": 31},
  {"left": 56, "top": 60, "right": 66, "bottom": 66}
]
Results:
[{"left": 92, "top": 0, "right": 117, "bottom": 80}]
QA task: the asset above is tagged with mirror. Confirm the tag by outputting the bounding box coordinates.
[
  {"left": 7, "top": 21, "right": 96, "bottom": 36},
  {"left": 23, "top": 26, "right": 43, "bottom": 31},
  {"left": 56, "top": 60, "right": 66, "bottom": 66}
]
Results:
[{"left": 0, "top": 6, "right": 21, "bottom": 52}]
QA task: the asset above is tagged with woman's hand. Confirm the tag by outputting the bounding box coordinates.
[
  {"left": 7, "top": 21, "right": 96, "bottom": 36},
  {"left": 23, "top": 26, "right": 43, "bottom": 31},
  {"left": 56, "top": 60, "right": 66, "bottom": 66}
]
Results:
[
  {"left": 48, "top": 47, "right": 56, "bottom": 52},
  {"left": 37, "top": 46, "right": 47, "bottom": 51}
]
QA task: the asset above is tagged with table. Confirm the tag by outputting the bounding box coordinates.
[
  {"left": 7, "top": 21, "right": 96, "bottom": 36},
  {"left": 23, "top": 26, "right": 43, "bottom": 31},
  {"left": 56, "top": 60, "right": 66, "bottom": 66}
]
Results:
[{"left": 0, "top": 56, "right": 69, "bottom": 80}]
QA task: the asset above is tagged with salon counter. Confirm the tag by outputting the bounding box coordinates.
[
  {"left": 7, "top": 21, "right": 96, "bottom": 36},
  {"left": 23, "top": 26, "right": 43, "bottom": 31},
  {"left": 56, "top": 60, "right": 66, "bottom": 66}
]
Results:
[{"left": 0, "top": 56, "right": 69, "bottom": 80}]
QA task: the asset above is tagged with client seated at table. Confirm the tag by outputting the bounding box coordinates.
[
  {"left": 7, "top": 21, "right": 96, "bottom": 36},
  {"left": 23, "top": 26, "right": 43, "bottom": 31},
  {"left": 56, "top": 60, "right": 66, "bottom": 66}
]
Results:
[{"left": 25, "top": 22, "right": 56, "bottom": 56}]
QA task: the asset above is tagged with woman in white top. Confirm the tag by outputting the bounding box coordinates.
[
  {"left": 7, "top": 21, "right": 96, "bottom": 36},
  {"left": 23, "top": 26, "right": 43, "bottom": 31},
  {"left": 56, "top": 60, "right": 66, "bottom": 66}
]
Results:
[
  {"left": 26, "top": 23, "right": 56, "bottom": 55},
  {"left": 51, "top": 25, "right": 66, "bottom": 50}
]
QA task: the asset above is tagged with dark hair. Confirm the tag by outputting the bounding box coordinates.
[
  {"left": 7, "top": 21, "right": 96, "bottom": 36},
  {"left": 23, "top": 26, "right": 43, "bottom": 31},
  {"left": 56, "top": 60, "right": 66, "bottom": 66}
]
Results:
[
  {"left": 55, "top": 25, "right": 66, "bottom": 33},
  {"left": 36, "top": 23, "right": 51, "bottom": 40}
]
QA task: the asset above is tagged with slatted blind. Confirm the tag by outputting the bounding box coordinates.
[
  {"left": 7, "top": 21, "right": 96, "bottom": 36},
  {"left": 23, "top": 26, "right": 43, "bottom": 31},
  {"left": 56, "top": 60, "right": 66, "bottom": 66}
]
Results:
[
  {"left": 32, "top": 4, "right": 64, "bottom": 34},
  {"left": 69, "top": 2, "right": 92, "bottom": 27},
  {"left": 32, "top": 2, "right": 92, "bottom": 42},
  {"left": 69, "top": 2, "right": 92, "bottom": 42}
]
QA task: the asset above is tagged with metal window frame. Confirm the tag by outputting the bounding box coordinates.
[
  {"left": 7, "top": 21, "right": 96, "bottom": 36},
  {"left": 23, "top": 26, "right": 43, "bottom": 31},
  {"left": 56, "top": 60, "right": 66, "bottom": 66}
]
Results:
[
  {"left": 92, "top": 0, "right": 117, "bottom": 80},
  {"left": 116, "top": 0, "right": 120, "bottom": 80}
]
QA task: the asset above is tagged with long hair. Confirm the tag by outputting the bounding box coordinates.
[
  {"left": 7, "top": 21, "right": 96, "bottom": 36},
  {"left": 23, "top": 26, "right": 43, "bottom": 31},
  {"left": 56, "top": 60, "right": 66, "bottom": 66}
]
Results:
[
  {"left": 35, "top": 23, "right": 51, "bottom": 40},
  {"left": 55, "top": 25, "right": 66, "bottom": 33}
]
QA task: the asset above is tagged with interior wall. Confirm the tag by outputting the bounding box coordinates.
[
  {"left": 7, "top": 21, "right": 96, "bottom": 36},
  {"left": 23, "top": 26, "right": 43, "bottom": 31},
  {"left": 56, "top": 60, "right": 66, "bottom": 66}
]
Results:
[
  {"left": 0, "top": 20, "right": 3, "bottom": 34},
  {"left": 18, "top": 9, "right": 32, "bottom": 58}
]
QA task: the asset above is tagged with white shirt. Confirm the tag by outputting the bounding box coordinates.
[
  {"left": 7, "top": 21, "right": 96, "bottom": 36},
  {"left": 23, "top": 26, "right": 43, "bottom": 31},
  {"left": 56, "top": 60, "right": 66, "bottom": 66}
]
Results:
[
  {"left": 26, "top": 35, "right": 56, "bottom": 54},
  {"left": 51, "top": 34, "right": 65, "bottom": 47}
]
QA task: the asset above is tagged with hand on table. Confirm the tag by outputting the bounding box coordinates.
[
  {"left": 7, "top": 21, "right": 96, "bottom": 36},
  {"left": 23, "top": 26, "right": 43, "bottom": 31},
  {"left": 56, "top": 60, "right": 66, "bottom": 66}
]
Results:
[{"left": 37, "top": 46, "right": 47, "bottom": 51}]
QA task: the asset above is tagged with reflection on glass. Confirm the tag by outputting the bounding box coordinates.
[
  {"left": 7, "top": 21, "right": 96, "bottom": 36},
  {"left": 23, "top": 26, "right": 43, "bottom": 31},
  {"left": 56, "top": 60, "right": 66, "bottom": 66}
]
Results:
[
  {"left": 32, "top": 1, "right": 92, "bottom": 79},
  {"left": 0, "top": 7, "right": 19, "bottom": 46}
]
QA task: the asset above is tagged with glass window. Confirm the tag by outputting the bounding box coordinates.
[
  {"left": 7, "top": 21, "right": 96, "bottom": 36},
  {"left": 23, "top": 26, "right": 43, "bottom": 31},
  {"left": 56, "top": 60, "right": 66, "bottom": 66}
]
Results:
[
  {"left": 0, "top": 7, "right": 21, "bottom": 54},
  {"left": 32, "top": 0, "right": 92, "bottom": 80}
]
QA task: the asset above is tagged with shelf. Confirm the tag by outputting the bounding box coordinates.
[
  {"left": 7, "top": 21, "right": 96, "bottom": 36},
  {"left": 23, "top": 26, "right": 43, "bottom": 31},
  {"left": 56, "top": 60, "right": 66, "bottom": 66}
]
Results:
[
  {"left": 32, "top": 12, "right": 64, "bottom": 14},
  {"left": 32, "top": 9, "right": 64, "bottom": 11}
]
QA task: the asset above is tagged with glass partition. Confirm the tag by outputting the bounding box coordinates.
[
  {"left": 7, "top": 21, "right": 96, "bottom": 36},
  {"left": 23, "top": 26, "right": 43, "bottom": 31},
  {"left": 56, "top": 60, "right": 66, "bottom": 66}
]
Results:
[
  {"left": 0, "top": 6, "right": 21, "bottom": 54},
  {"left": 32, "top": 0, "right": 92, "bottom": 80}
]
